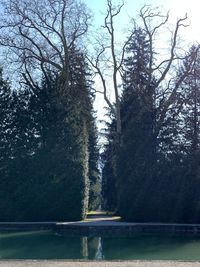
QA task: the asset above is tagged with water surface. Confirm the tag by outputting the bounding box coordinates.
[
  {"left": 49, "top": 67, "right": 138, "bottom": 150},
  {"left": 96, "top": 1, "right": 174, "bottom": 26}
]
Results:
[{"left": 0, "top": 231, "right": 200, "bottom": 260}]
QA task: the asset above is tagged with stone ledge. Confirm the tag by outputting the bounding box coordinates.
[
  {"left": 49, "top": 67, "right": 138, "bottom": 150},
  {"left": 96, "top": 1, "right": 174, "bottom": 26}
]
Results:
[{"left": 0, "top": 221, "right": 200, "bottom": 236}]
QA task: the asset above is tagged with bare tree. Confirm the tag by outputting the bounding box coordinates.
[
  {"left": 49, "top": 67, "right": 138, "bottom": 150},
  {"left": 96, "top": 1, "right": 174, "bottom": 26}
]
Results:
[
  {"left": 89, "top": 2, "right": 197, "bottom": 139},
  {"left": 137, "top": 6, "right": 198, "bottom": 135},
  {"left": 0, "top": 0, "right": 91, "bottom": 90},
  {"left": 87, "top": 0, "right": 131, "bottom": 138}
]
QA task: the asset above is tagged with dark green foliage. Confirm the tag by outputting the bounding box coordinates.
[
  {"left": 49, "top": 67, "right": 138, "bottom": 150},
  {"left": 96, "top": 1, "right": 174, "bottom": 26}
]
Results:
[
  {"left": 101, "top": 117, "right": 118, "bottom": 212},
  {"left": 30, "top": 72, "right": 88, "bottom": 221},
  {"left": 0, "top": 70, "right": 14, "bottom": 205},
  {"left": 117, "top": 27, "right": 157, "bottom": 220},
  {"left": 117, "top": 39, "right": 200, "bottom": 223},
  {"left": 152, "top": 46, "right": 200, "bottom": 223},
  {"left": 88, "top": 120, "right": 101, "bottom": 211},
  {"left": 0, "top": 70, "right": 12, "bottom": 166},
  {"left": 102, "top": 27, "right": 156, "bottom": 214},
  {"left": 102, "top": 27, "right": 200, "bottom": 223},
  {"left": 0, "top": 48, "right": 99, "bottom": 221}
]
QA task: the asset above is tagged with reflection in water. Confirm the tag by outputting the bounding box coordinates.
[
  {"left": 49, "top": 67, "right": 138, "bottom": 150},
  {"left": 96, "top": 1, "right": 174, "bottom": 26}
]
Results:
[
  {"left": 81, "top": 236, "right": 104, "bottom": 260},
  {"left": 2, "top": 231, "right": 200, "bottom": 260},
  {"left": 95, "top": 237, "right": 104, "bottom": 260},
  {"left": 81, "top": 237, "right": 88, "bottom": 259}
]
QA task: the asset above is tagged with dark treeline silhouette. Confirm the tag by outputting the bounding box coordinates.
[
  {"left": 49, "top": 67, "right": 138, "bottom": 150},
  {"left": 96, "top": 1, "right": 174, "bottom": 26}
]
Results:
[
  {"left": 0, "top": 0, "right": 100, "bottom": 221},
  {"left": 0, "top": 51, "right": 100, "bottom": 221},
  {"left": 102, "top": 18, "right": 200, "bottom": 222}
]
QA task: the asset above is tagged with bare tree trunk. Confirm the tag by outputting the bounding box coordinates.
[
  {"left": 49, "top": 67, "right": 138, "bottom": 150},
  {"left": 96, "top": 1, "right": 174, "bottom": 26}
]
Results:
[{"left": 88, "top": 0, "right": 130, "bottom": 139}]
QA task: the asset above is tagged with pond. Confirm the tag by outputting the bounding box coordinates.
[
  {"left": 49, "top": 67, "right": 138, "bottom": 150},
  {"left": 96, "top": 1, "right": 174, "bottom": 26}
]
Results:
[{"left": 1, "top": 230, "right": 200, "bottom": 260}]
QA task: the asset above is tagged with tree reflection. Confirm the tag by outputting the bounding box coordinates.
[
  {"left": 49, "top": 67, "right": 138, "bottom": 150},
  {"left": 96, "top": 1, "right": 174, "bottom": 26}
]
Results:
[
  {"left": 81, "top": 237, "right": 88, "bottom": 259},
  {"left": 81, "top": 237, "right": 104, "bottom": 260},
  {"left": 95, "top": 237, "right": 104, "bottom": 260}
]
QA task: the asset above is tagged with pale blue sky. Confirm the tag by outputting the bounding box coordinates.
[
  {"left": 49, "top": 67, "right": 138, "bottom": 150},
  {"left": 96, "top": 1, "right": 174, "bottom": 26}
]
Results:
[{"left": 85, "top": 0, "right": 199, "bottom": 42}]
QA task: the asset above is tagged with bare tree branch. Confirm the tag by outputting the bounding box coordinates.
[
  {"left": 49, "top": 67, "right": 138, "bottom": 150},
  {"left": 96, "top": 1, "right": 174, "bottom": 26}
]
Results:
[
  {"left": 154, "top": 15, "right": 188, "bottom": 88},
  {"left": 156, "top": 45, "right": 200, "bottom": 134},
  {"left": 0, "top": 0, "right": 91, "bottom": 87},
  {"left": 86, "top": 54, "right": 115, "bottom": 114}
]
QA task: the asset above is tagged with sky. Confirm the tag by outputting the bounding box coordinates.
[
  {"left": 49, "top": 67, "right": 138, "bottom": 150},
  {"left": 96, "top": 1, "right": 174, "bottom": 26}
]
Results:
[
  {"left": 84, "top": 0, "right": 200, "bottom": 135},
  {"left": 85, "top": 0, "right": 200, "bottom": 45},
  {"left": 85, "top": 0, "right": 199, "bottom": 32}
]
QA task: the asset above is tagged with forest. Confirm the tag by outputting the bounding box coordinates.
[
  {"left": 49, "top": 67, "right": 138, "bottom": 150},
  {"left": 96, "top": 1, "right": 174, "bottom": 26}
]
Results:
[{"left": 0, "top": 0, "right": 199, "bottom": 223}]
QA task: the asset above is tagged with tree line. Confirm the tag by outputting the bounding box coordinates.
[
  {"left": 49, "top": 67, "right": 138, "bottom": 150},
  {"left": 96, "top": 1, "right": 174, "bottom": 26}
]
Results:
[
  {"left": 102, "top": 5, "right": 200, "bottom": 223},
  {"left": 0, "top": 0, "right": 100, "bottom": 221},
  {"left": 0, "top": 0, "right": 199, "bottom": 223}
]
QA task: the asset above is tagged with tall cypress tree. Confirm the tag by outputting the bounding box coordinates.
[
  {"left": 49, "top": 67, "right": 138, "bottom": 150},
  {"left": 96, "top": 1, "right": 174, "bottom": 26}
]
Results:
[
  {"left": 88, "top": 119, "right": 101, "bottom": 211},
  {"left": 171, "top": 46, "right": 200, "bottom": 223},
  {"left": 0, "top": 69, "right": 12, "bottom": 168},
  {"left": 116, "top": 27, "right": 158, "bottom": 220},
  {"left": 102, "top": 116, "right": 118, "bottom": 211},
  {"left": 0, "top": 70, "right": 13, "bottom": 207},
  {"left": 25, "top": 48, "right": 99, "bottom": 220},
  {"left": 0, "top": 47, "right": 100, "bottom": 221}
]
